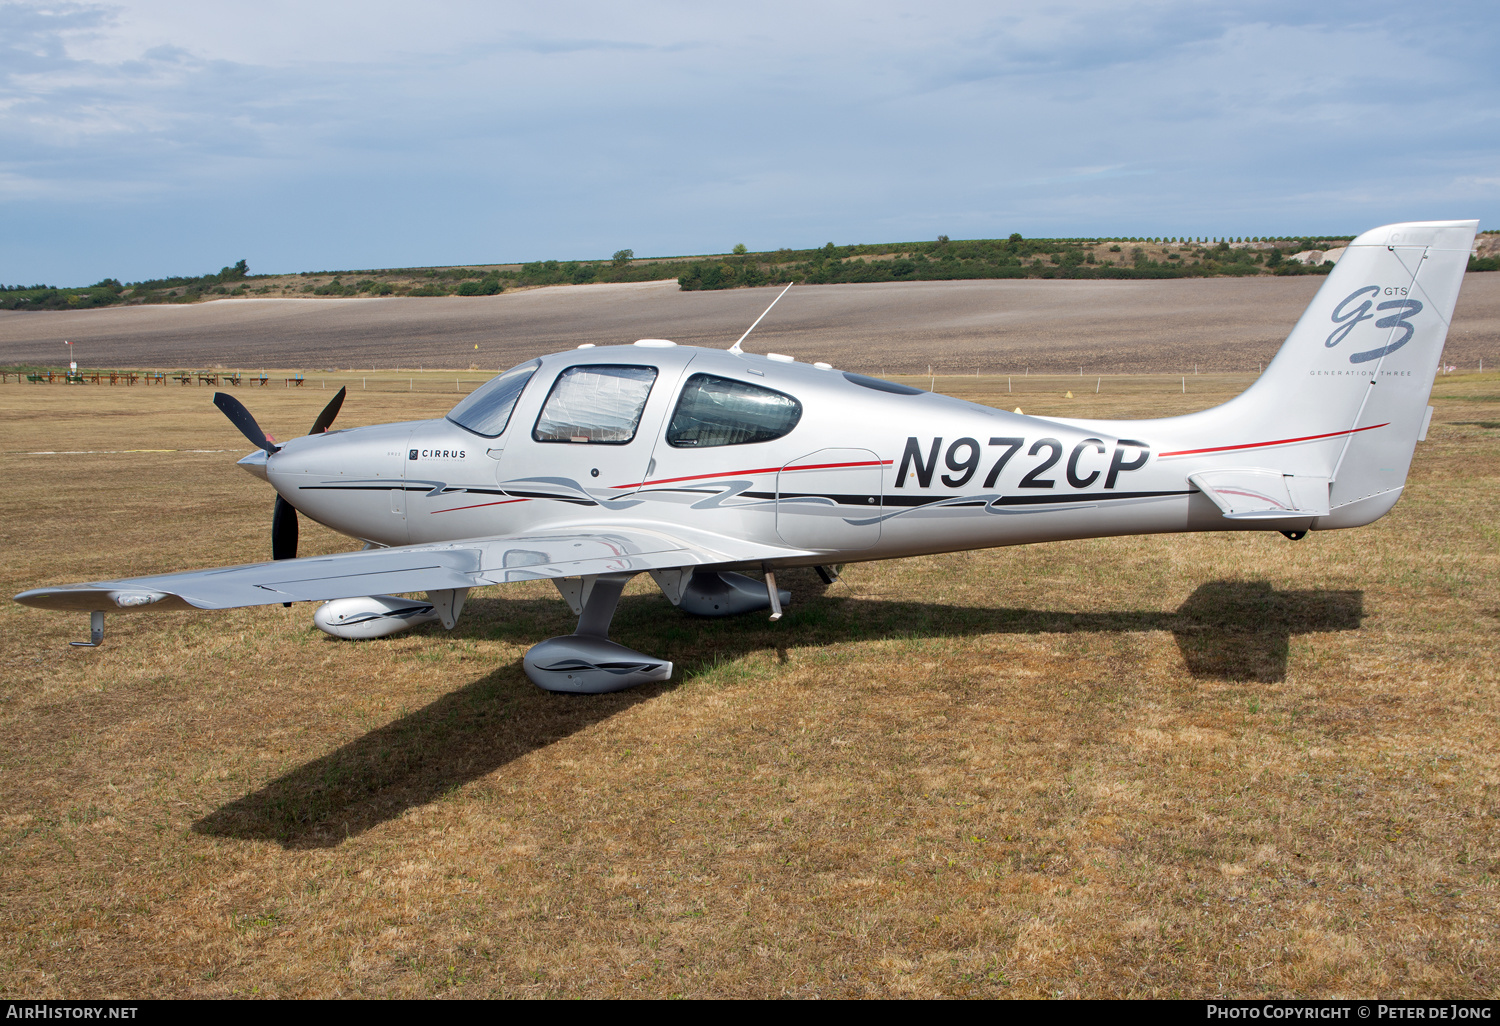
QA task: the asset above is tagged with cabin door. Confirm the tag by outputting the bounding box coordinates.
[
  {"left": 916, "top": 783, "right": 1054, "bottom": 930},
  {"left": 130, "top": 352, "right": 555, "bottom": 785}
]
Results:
[{"left": 776, "top": 448, "right": 882, "bottom": 550}]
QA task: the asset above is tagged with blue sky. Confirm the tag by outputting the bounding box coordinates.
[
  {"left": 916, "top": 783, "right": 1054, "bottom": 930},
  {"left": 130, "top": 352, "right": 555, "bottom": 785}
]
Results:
[{"left": 3, "top": 0, "right": 1497, "bottom": 285}]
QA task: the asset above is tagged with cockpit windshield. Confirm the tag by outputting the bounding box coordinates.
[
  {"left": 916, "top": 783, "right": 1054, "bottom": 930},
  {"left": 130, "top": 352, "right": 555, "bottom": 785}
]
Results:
[{"left": 446, "top": 360, "right": 539, "bottom": 437}]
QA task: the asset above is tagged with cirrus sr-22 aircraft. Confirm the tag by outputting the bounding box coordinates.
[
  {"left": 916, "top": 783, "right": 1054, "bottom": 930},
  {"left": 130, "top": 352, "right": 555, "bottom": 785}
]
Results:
[{"left": 15, "top": 220, "right": 1478, "bottom": 693}]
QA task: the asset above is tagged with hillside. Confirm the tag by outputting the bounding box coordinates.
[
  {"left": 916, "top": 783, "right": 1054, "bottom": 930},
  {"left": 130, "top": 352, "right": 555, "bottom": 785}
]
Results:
[{"left": 5, "top": 231, "right": 1497, "bottom": 312}]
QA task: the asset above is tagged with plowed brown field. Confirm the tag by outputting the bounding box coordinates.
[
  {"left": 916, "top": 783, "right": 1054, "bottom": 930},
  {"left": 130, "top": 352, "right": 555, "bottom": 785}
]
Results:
[{"left": 3, "top": 273, "right": 1498, "bottom": 375}]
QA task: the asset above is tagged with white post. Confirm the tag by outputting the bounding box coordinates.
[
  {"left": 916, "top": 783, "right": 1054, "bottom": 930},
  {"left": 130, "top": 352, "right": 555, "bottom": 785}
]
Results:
[
  {"left": 1182, "top": 376, "right": 1186, "bottom": 393},
  {"left": 1096, "top": 376, "right": 1100, "bottom": 394}
]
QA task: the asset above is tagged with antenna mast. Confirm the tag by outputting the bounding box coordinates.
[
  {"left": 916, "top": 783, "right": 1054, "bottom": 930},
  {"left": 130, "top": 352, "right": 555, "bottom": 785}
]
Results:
[{"left": 729, "top": 282, "right": 794, "bottom": 354}]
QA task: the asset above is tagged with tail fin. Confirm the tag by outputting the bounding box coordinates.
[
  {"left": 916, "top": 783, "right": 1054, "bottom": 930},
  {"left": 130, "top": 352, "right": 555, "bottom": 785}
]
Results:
[{"left": 1204, "top": 219, "right": 1476, "bottom": 526}]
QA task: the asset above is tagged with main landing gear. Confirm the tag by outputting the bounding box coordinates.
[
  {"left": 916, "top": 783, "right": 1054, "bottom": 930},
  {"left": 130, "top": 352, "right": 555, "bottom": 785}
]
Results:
[
  {"left": 524, "top": 574, "right": 673, "bottom": 694},
  {"left": 523, "top": 568, "right": 798, "bottom": 694}
]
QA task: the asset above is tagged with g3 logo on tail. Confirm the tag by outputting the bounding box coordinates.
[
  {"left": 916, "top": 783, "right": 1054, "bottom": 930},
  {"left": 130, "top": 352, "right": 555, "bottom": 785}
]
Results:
[{"left": 1327, "top": 286, "right": 1423, "bottom": 363}]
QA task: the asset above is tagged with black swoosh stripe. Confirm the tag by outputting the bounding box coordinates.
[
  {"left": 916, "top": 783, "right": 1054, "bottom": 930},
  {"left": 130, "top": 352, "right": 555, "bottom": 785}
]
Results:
[{"left": 746, "top": 489, "right": 1190, "bottom": 508}]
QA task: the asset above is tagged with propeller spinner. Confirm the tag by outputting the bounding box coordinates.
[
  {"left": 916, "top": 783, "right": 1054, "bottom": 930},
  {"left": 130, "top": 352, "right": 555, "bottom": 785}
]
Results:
[{"left": 214, "top": 387, "right": 346, "bottom": 561}]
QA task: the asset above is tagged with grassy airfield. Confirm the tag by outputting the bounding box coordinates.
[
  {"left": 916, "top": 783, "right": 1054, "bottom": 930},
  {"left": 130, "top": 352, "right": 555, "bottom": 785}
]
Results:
[{"left": 0, "top": 371, "right": 1496, "bottom": 998}]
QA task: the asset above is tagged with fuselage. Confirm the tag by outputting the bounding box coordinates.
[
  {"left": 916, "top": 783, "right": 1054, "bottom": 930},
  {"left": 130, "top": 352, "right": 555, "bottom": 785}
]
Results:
[{"left": 250, "top": 341, "right": 1370, "bottom": 569}]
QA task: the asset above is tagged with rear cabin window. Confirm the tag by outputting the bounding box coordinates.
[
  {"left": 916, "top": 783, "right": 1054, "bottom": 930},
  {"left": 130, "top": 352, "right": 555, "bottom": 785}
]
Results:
[
  {"left": 533, "top": 364, "right": 658, "bottom": 444},
  {"left": 666, "top": 373, "right": 802, "bottom": 448},
  {"left": 446, "top": 360, "right": 538, "bottom": 437}
]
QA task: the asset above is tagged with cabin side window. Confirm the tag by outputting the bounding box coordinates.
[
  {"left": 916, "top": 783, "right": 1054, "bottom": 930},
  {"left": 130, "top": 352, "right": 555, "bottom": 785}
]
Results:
[
  {"left": 666, "top": 373, "right": 802, "bottom": 448},
  {"left": 446, "top": 360, "right": 539, "bottom": 437},
  {"left": 533, "top": 364, "right": 658, "bottom": 444}
]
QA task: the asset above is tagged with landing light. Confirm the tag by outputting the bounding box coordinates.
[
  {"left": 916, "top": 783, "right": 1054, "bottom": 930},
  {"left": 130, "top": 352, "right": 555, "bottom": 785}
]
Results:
[{"left": 633, "top": 339, "right": 676, "bottom": 347}]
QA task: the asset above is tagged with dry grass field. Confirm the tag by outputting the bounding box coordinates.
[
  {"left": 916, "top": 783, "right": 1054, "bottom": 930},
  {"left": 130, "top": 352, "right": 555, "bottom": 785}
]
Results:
[{"left": 1, "top": 369, "right": 1497, "bottom": 998}]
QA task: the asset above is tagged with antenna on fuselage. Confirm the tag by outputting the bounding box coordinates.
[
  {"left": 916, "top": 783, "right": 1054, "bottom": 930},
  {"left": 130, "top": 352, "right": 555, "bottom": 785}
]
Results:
[{"left": 729, "top": 281, "right": 794, "bottom": 354}]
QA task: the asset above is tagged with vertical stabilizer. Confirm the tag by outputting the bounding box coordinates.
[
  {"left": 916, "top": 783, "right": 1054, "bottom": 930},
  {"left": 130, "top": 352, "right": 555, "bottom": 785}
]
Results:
[{"left": 1200, "top": 220, "right": 1476, "bottom": 525}]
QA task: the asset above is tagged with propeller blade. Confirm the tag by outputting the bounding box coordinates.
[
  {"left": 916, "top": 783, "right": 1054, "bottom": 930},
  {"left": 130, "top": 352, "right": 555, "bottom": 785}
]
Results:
[
  {"left": 214, "top": 392, "right": 280, "bottom": 454},
  {"left": 309, "top": 386, "right": 346, "bottom": 436},
  {"left": 272, "top": 495, "right": 298, "bottom": 561}
]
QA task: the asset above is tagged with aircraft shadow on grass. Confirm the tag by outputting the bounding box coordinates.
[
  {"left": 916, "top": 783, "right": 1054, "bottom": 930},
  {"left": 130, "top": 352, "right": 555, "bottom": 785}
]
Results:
[{"left": 193, "top": 576, "right": 1361, "bottom": 849}]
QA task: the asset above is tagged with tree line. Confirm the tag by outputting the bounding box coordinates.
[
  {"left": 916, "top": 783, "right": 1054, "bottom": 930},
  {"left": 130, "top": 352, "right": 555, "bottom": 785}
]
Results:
[
  {"left": 1, "top": 261, "right": 249, "bottom": 311},
  {"left": 7, "top": 234, "right": 1496, "bottom": 309}
]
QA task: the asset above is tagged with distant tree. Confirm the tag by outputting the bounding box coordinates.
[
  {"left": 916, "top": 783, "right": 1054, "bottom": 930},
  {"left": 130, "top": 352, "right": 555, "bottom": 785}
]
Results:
[
  {"left": 937, "top": 235, "right": 950, "bottom": 244},
  {"left": 1009, "top": 233, "right": 1023, "bottom": 242},
  {"left": 733, "top": 243, "right": 748, "bottom": 255},
  {"left": 457, "top": 275, "right": 502, "bottom": 295},
  {"left": 612, "top": 249, "right": 634, "bottom": 266}
]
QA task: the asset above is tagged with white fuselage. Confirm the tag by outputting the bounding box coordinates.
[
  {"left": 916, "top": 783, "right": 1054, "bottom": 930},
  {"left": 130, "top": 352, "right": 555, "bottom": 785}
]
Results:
[{"left": 261, "top": 343, "right": 1381, "bottom": 571}]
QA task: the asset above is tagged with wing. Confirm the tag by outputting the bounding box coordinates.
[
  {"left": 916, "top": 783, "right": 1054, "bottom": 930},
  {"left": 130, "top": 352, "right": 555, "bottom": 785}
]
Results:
[{"left": 14, "top": 524, "right": 813, "bottom": 613}]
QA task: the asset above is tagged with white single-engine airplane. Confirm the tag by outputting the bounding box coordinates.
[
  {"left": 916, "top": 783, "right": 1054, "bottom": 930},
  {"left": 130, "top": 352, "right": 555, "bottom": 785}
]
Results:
[{"left": 15, "top": 220, "right": 1477, "bottom": 692}]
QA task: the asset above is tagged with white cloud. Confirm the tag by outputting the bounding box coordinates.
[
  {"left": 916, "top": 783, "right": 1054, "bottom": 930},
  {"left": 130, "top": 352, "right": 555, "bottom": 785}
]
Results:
[{"left": 2, "top": 0, "right": 1497, "bottom": 282}]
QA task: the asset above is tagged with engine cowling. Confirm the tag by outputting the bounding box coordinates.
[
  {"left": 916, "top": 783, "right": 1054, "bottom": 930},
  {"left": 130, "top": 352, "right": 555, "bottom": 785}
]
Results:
[{"left": 313, "top": 595, "right": 441, "bottom": 639}]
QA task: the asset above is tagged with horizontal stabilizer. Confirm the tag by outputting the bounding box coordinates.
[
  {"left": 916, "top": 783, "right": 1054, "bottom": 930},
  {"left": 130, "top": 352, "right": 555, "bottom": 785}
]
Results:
[{"left": 1190, "top": 470, "right": 1330, "bottom": 520}]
